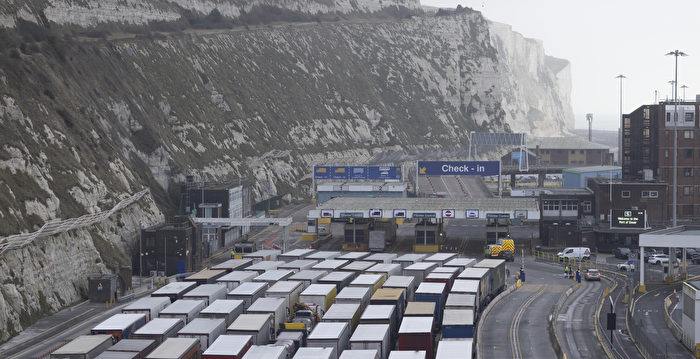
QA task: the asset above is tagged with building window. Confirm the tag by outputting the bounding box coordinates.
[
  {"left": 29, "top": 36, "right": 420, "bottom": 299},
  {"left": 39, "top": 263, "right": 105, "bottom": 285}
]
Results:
[
  {"left": 579, "top": 150, "right": 584, "bottom": 154},
  {"left": 644, "top": 108, "right": 650, "bottom": 119},
  {"left": 685, "top": 168, "right": 694, "bottom": 177},
  {"left": 543, "top": 200, "right": 560, "bottom": 211},
  {"left": 560, "top": 200, "right": 578, "bottom": 211},
  {"left": 665, "top": 149, "right": 670, "bottom": 158},
  {"left": 641, "top": 191, "right": 659, "bottom": 198},
  {"left": 685, "top": 149, "right": 694, "bottom": 158},
  {"left": 663, "top": 168, "right": 670, "bottom": 178},
  {"left": 621, "top": 190, "right": 631, "bottom": 198},
  {"left": 683, "top": 186, "right": 693, "bottom": 196},
  {"left": 571, "top": 150, "right": 575, "bottom": 154},
  {"left": 643, "top": 128, "right": 650, "bottom": 138},
  {"left": 686, "top": 112, "right": 695, "bottom": 122},
  {"left": 583, "top": 201, "right": 592, "bottom": 213},
  {"left": 685, "top": 130, "right": 694, "bottom": 139},
  {"left": 683, "top": 205, "right": 694, "bottom": 215}
]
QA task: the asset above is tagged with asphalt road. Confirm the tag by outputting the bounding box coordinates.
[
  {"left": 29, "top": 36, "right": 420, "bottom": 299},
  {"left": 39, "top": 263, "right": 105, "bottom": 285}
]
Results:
[
  {"left": 556, "top": 278, "right": 606, "bottom": 359},
  {"left": 417, "top": 175, "right": 492, "bottom": 198},
  {"left": 633, "top": 285, "right": 691, "bottom": 358},
  {"left": 0, "top": 299, "right": 138, "bottom": 358},
  {"left": 480, "top": 258, "right": 572, "bottom": 359}
]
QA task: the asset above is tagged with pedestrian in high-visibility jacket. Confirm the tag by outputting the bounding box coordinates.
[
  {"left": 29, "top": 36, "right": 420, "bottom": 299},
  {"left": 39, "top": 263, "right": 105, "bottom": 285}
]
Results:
[{"left": 230, "top": 249, "right": 236, "bottom": 259}]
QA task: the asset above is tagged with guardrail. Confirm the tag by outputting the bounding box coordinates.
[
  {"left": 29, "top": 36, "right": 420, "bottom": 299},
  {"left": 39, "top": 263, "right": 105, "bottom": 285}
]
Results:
[
  {"left": 626, "top": 285, "right": 667, "bottom": 359},
  {"left": 533, "top": 250, "right": 596, "bottom": 269},
  {"left": 0, "top": 189, "right": 150, "bottom": 255},
  {"left": 549, "top": 284, "right": 579, "bottom": 358},
  {"left": 476, "top": 283, "right": 518, "bottom": 359},
  {"left": 593, "top": 273, "right": 619, "bottom": 359},
  {"left": 663, "top": 293, "right": 685, "bottom": 347}
]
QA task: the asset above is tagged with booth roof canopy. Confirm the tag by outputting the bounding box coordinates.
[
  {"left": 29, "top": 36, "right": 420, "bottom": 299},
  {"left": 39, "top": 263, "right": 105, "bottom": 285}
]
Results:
[
  {"left": 639, "top": 226, "right": 700, "bottom": 248},
  {"left": 315, "top": 197, "right": 538, "bottom": 211}
]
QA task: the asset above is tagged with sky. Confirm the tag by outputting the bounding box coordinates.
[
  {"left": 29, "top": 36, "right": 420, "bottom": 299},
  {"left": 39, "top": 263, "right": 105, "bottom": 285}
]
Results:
[{"left": 420, "top": 0, "right": 700, "bottom": 131}]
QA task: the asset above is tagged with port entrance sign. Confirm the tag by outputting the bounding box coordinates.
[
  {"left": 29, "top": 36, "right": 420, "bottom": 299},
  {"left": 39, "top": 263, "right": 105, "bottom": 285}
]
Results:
[{"left": 418, "top": 161, "right": 500, "bottom": 176}]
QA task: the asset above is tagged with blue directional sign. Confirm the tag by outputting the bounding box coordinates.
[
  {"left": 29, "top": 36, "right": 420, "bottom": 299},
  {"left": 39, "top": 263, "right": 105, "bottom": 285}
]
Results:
[
  {"left": 331, "top": 166, "right": 348, "bottom": 180},
  {"left": 315, "top": 165, "right": 402, "bottom": 180},
  {"left": 348, "top": 166, "right": 367, "bottom": 180},
  {"left": 417, "top": 161, "right": 500, "bottom": 176},
  {"left": 368, "top": 166, "right": 402, "bottom": 180},
  {"left": 314, "top": 166, "right": 332, "bottom": 180}
]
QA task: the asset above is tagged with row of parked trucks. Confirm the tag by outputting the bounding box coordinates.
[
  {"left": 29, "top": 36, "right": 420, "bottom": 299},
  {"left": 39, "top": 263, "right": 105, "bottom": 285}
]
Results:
[{"left": 50, "top": 249, "right": 505, "bottom": 359}]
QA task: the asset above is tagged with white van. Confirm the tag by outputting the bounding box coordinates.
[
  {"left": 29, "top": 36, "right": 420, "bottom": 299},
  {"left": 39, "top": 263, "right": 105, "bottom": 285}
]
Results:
[{"left": 557, "top": 247, "right": 591, "bottom": 260}]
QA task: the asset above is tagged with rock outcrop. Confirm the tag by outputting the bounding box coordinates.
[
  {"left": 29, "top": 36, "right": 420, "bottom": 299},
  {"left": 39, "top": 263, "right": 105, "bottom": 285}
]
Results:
[{"left": 0, "top": 3, "right": 573, "bottom": 342}]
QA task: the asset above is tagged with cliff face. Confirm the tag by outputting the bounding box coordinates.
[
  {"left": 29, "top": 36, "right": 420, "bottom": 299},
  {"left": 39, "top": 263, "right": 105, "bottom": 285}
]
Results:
[
  {"left": 0, "top": 3, "right": 572, "bottom": 342},
  {"left": 487, "top": 21, "right": 574, "bottom": 134}
]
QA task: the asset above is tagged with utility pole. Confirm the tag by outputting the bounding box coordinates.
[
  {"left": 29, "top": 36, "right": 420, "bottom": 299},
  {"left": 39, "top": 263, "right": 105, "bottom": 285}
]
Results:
[
  {"left": 616, "top": 75, "right": 626, "bottom": 167},
  {"left": 681, "top": 85, "right": 688, "bottom": 101},
  {"left": 139, "top": 220, "right": 143, "bottom": 286},
  {"left": 666, "top": 50, "right": 687, "bottom": 227}
]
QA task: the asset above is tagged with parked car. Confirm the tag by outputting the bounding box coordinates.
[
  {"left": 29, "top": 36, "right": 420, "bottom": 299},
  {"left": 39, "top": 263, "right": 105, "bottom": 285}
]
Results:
[
  {"left": 612, "top": 248, "right": 631, "bottom": 260},
  {"left": 639, "top": 249, "right": 659, "bottom": 262},
  {"left": 649, "top": 254, "right": 680, "bottom": 265},
  {"left": 584, "top": 269, "right": 601, "bottom": 281},
  {"left": 616, "top": 261, "right": 635, "bottom": 271},
  {"left": 691, "top": 253, "right": 700, "bottom": 264},
  {"left": 557, "top": 247, "right": 591, "bottom": 260},
  {"left": 676, "top": 248, "right": 697, "bottom": 259},
  {"left": 497, "top": 250, "right": 515, "bottom": 262}
]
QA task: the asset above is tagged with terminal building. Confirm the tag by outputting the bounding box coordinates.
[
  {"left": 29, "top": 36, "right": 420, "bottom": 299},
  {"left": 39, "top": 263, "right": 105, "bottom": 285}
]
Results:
[{"left": 308, "top": 197, "right": 539, "bottom": 253}]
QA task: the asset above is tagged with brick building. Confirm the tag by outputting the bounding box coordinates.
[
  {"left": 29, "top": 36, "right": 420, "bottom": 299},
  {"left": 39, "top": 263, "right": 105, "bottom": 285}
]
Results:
[
  {"left": 588, "top": 177, "right": 668, "bottom": 251},
  {"left": 622, "top": 101, "right": 699, "bottom": 220}
]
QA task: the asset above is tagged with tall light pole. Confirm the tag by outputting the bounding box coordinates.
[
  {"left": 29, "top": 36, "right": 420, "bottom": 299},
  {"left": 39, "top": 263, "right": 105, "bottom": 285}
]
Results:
[
  {"left": 668, "top": 80, "right": 676, "bottom": 101},
  {"left": 616, "top": 75, "right": 626, "bottom": 167},
  {"left": 666, "top": 50, "right": 687, "bottom": 227},
  {"left": 139, "top": 220, "right": 143, "bottom": 286},
  {"left": 681, "top": 85, "right": 688, "bottom": 101}
]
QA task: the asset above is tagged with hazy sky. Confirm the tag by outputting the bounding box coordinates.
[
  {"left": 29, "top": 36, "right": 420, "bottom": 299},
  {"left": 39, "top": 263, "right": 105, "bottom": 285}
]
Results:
[{"left": 420, "top": 0, "right": 700, "bottom": 131}]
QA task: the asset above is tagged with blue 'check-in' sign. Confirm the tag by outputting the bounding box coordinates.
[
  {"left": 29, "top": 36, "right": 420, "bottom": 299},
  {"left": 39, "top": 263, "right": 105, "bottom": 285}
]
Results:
[{"left": 418, "top": 161, "right": 500, "bottom": 176}]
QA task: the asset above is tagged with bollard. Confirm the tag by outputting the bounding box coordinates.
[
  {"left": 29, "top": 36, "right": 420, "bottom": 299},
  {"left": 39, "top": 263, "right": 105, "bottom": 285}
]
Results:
[{"left": 106, "top": 301, "right": 109, "bottom": 309}]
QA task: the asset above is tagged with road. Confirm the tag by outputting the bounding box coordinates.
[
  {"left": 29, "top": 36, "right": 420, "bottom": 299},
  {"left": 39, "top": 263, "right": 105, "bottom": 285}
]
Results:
[
  {"left": 555, "top": 277, "right": 606, "bottom": 359},
  {"left": 633, "top": 285, "right": 691, "bottom": 358},
  {"left": 0, "top": 299, "right": 139, "bottom": 359},
  {"left": 417, "top": 175, "right": 492, "bottom": 198},
  {"left": 1, "top": 202, "right": 316, "bottom": 358},
  {"left": 480, "top": 258, "right": 573, "bottom": 359}
]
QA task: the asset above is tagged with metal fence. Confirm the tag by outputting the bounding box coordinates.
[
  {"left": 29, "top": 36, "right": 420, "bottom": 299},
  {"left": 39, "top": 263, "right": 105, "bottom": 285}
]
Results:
[
  {"left": 626, "top": 303, "right": 672, "bottom": 358},
  {"left": 0, "top": 189, "right": 150, "bottom": 255}
]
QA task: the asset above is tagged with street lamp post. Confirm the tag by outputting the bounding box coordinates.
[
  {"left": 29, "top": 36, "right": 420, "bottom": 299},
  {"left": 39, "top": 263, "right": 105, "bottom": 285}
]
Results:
[
  {"left": 681, "top": 85, "right": 688, "bottom": 102},
  {"left": 616, "top": 75, "right": 626, "bottom": 167},
  {"left": 139, "top": 220, "right": 143, "bottom": 287},
  {"left": 668, "top": 80, "right": 676, "bottom": 101},
  {"left": 666, "top": 50, "right": 687, "bottom": 228}
]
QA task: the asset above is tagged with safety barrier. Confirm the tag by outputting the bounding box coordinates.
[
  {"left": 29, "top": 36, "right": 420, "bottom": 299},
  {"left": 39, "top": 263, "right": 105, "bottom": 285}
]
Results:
[
  {"left": 549, "top": 284, "right": 579, "bottom": 358},
  {"left": 476, "top": 283, "right": 519, "bottom": 358},
  {"left": 0, "top": 189, "right": 150, "bottom": 255},
  {"left": 533, "top": 250, "right": 595, "bottom": 269},
  {"left": 593, "top": 274, "right": 618, "bottom": 359},
  {"left": 626, "top": 285, "right": 669, "bottom": 359},
  {"left": 663, "top": 293, "right": 686, "bottom": 347}
]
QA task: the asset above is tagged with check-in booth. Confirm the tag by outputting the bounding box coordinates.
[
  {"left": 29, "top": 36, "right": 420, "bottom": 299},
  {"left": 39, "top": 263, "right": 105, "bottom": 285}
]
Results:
[{"left": 682, "top": 281, "right": 700, "bottom": 349}]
